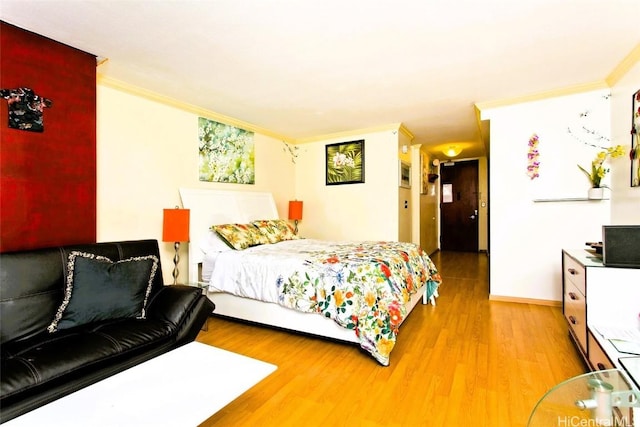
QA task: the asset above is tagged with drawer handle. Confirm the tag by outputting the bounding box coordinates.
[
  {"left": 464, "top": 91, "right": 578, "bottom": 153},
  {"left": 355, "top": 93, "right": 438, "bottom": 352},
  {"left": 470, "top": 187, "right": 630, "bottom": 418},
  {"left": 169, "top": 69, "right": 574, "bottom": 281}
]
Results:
[
  {"left": 597, "top": 363, "right": 606, "bottom": 370},
  {"left": 568, "top": 315, "right": 578, "bottom": 325},
  {"left": 568, "top": 268, "right": 579, "bottom": 276},
  {"left": 568, "top": 292, "right": 578, "bottom": 300}
]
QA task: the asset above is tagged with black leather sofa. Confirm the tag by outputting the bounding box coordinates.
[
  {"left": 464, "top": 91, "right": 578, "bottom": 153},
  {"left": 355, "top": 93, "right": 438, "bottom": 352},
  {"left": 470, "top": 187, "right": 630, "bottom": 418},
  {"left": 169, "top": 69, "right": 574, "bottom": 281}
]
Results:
[{"left": 0, "top": 239, "right": 215, "bottom": 423}]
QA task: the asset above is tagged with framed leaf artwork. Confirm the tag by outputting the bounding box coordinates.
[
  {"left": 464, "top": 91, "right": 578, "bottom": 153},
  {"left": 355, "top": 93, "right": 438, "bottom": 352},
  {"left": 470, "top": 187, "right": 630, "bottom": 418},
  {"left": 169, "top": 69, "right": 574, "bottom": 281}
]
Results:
[{"left": 325, "top": 140, "right": 365, "bottom": 185}]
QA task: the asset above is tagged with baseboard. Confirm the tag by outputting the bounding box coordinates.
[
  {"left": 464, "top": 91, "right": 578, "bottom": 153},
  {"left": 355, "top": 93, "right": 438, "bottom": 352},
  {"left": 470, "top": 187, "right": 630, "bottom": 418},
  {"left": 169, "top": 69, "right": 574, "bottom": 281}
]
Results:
[{"left": 489, "top": 294, "right": 561, "bottom": 307}]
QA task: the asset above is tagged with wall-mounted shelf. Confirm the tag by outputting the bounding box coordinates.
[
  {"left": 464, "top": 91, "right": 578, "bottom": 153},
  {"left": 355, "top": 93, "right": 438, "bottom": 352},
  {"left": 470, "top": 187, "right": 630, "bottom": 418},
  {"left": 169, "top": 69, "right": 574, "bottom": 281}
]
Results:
[{"left": 533, "top": 197, "right": 609, "bottom": 203}]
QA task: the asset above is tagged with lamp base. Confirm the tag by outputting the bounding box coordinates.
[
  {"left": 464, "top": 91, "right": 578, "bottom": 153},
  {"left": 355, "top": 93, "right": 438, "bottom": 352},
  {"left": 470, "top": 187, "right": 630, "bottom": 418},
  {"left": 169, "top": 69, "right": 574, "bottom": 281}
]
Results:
[
  {"left": 293, "top": 219, "right": 299, "bottom": 235},
  {"left": 172, "top": 241, "right": 180, "bottom": 285}
]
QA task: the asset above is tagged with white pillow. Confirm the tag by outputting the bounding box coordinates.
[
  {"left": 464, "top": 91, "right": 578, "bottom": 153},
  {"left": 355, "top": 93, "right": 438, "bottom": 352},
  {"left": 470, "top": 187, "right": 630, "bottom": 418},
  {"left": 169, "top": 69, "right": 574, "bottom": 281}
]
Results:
[
  {"left": 198, "top": 230, "right": 233, "bottom": 254},
  {"left": 201, "top": 251, "right": 220, "bottom": 283}
]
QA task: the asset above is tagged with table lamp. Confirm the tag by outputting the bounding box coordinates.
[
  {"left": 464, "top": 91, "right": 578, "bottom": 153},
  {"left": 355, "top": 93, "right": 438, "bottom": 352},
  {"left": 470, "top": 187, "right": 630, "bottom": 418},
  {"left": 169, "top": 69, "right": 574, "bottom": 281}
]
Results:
[
  {"left": 288, "top": 200, "right": 303, "bottom": 234},
  {"left": 162, "top": 207, "right": 190, "bottom": 285}
]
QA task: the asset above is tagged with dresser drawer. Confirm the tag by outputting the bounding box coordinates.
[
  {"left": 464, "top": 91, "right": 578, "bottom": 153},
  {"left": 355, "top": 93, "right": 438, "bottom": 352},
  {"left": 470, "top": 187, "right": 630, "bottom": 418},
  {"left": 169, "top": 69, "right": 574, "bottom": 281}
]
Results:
[
  {"left": 587, "top": 331, "right": 614, "bottom": 371},
  {"left": 564, "top": 281, "right": 587, "bottom": 352},
  {"left": 563, "top": 253, "right": 586, "bottom": 296}
]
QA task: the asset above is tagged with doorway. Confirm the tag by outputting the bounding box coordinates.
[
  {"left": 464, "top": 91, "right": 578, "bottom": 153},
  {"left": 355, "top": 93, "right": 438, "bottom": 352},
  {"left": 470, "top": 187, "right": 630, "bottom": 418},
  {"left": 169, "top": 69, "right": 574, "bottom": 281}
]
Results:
[{"left": 440, "top": 160, "right": 479, "bottom": 251}]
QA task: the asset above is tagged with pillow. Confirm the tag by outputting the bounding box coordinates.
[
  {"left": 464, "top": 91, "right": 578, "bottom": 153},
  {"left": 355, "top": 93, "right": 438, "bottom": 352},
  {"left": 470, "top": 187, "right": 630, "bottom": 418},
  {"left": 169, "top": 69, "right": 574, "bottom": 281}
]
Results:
[
  {"left": 47, "top": 251, "right": 159, "bottom": 333},
  {"left": 211, "top": 223, "right": 268, "bottom": 250},
  {"left": 252, "top": 219, "right": 299, "bottom": 243},
  {"left": 198, "top": 230, "right": 235, "bottom": 253}
]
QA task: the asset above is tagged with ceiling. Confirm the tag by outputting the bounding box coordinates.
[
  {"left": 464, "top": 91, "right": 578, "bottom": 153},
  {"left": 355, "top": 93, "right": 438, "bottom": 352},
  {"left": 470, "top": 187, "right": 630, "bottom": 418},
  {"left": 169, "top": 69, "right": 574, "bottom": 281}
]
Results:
[{"left": 2, "top": 1, "right": 639, "bottom": 159}]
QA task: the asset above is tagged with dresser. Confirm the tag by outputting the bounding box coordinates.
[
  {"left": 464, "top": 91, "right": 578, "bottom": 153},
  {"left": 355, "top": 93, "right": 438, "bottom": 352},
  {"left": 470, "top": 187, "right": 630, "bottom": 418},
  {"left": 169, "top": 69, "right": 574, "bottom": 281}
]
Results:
[
  {"left": 561, "top": 249, "right": 640, "bottom": 424},
  {"left": 562, "top": 249, "right": 640, "bottom": 381}
]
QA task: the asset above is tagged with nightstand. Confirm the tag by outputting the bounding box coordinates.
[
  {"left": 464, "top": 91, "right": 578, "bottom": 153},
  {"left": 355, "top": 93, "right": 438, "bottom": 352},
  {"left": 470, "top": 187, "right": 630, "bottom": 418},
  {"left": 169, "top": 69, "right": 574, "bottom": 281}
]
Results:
[{"left": 183, "top": 282, "right": 211, "bottom": 331}]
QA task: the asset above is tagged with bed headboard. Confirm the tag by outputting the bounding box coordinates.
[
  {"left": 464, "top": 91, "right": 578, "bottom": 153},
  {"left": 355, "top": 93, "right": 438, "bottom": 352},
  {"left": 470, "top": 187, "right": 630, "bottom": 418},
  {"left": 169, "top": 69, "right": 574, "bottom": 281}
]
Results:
[{"left": 178, "top": 188, "right": 279, "bottom": 283}]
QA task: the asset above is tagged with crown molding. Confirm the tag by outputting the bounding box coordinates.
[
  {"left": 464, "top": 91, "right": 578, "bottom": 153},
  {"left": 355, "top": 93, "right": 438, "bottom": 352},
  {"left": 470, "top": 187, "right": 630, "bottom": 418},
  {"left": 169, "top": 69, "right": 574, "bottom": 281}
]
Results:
[
  {"left": 475, "top": 80, "right": 610, "bottom": 112},
  {"left": 476, "top": 44, "right": 640, "bottom": 113},
  {"left": 294, "top": 123, "right": 407, "bottom": 144},
  {"left": 605, "top": 42, "right": 640, "bottom": 86},
  {"left": 398, "top": 123, "right": 415, "bottom": 141},
  {"left": 97, "top": 74, "right": 293, "bottom": 143},
  {"left": 98, "top": 74, "right": 413, "bottom": 145}
]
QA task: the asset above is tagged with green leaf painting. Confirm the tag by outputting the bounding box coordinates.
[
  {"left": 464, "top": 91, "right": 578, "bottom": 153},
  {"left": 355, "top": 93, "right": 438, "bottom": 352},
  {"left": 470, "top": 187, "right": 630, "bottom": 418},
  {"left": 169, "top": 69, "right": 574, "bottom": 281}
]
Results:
[
  {"left": 198, "top": 117, "right": 255, "bottom": 184},
  {"left": 326, "top": 140, "right": 365, "bottom": 185}
]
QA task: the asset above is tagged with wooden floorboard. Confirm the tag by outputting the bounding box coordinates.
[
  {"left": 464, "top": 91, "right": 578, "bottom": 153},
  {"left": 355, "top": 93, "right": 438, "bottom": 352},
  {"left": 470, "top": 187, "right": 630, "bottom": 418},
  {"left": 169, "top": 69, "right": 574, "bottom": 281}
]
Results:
[{"left": 196, "top": 250, "right": 585, "bottom": 426}]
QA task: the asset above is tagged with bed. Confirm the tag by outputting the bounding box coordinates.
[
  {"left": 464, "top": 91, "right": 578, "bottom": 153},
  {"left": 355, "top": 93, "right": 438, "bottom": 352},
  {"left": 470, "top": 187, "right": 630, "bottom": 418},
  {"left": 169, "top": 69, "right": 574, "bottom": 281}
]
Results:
[{"left": 179, "top": 188, "right": 441, "bottom": 365}]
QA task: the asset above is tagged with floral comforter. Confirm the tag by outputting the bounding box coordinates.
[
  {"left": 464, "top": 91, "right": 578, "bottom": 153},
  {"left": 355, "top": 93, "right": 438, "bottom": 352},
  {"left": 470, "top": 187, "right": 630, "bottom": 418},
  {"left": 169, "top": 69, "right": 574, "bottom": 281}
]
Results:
[{"left": 208, "top": 239, "right": 441, "bottom": 365}]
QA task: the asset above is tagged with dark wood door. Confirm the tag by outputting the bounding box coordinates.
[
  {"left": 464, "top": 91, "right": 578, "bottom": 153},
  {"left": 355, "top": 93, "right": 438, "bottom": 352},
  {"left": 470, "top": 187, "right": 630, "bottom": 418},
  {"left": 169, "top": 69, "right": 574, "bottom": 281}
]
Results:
[{"left": 440, "top": 160, "right": 479, "bottom": 251}]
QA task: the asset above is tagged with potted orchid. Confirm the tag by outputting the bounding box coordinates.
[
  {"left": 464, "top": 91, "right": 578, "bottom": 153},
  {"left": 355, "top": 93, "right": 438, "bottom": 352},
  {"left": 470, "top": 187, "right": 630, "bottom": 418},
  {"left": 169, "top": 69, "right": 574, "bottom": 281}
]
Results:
[{"left": 577, "top": 145, "right": 625, "bottom": 198}]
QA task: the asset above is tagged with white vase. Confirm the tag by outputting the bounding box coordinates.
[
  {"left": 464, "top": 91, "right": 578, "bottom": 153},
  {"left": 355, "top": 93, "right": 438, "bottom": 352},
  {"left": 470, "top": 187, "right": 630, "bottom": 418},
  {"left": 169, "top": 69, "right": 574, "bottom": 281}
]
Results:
[{"left": 588, "top": 187, "right": 604, "bottom": 200}]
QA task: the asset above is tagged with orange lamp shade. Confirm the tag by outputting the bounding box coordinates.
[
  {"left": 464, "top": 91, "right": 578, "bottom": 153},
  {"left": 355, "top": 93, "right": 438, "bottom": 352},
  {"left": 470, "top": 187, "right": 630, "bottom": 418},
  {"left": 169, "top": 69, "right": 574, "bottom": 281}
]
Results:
[
  {"left": 162, "top": 208, "right": 190, "bottom": 242},
  {"left": 288, "top": 200, "right": 303, "bottom": 221}
]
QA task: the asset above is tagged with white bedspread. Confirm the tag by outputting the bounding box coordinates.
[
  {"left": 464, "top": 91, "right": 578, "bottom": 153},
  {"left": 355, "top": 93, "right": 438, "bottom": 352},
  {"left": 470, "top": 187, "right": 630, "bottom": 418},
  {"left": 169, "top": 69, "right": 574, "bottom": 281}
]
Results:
[{"left": 207, "top": 239, "right": 331, "bottom": 303}]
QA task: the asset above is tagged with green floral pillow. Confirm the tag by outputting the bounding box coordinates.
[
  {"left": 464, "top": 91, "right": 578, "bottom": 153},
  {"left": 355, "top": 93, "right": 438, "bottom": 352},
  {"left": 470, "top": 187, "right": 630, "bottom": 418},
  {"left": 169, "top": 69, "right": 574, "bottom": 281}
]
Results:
[
  {"left": 211, "top": 223, "right": 267, "bottom": 250},
  {"left": 252, "top": 219, "right": 299, "bottom": 244}
]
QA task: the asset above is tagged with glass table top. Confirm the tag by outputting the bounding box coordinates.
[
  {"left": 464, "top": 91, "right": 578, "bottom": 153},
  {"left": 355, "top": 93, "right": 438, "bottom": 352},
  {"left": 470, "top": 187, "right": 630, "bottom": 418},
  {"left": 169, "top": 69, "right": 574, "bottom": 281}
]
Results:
[{"left": 528, "top": 369, "right": 640, "bottom": 426}]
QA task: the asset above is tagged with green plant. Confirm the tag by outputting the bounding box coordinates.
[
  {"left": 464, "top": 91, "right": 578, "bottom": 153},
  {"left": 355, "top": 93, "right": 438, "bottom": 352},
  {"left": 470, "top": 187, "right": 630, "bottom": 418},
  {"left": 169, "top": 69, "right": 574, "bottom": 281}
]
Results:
[{"left": 577, "top": 145, "right": 625, "bottom": 188}]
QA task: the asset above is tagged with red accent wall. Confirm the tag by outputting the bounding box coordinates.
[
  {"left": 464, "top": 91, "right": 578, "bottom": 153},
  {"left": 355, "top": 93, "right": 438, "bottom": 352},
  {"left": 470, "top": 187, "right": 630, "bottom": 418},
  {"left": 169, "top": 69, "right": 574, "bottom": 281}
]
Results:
[{"left": 0, "top": 21, "right": 96, "bottom": 252}]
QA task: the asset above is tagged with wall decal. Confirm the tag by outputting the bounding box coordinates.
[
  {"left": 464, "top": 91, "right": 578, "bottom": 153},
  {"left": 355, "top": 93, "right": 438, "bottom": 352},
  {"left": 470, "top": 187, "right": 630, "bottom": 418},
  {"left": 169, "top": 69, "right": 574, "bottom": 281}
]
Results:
[
  {"left": 198, "top": 117, "right": 255, "bottom": 184},
  {"left": 1, "top": 87, "right": 52, "bottom": 132},
  {"left": 526, "top": 133, "right": 540, "bottom": 180},
  {"left": 631, "top": 89, "right": 639, "bottom": 187},
  {"left": 282, "top": 141, "right": 300, "bottom": 164}
]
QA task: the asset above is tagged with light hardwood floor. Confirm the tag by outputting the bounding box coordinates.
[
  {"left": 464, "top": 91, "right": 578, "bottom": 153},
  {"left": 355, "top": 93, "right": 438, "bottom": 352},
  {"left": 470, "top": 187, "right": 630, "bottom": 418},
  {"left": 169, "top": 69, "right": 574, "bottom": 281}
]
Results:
[{"left": 196, "top": 251, "right": 586, "bottom": 426}]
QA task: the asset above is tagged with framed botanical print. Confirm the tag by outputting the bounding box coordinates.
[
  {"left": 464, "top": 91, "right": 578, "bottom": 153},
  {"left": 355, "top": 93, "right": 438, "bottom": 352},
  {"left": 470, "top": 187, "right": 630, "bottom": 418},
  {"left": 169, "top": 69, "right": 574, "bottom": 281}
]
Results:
[
  {"left": 198, "top": 117, "right": 255, "bottom": 184},
  {"left": 399, "top": 161, "right": 411, "bottom": 188},
  {"left": 326, "top": 140, "right": 365, "bottom": 185},
  {"left": 420, "top": 153, "right": 428, "bottom": 194}
]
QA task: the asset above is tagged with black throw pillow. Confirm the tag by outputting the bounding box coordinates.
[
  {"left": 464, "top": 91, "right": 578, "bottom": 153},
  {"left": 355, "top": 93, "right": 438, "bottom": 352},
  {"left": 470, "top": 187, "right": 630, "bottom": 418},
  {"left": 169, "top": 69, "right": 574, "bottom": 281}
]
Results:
[{"left": 47, "top": 251, "right": 159, "bottom": 333}]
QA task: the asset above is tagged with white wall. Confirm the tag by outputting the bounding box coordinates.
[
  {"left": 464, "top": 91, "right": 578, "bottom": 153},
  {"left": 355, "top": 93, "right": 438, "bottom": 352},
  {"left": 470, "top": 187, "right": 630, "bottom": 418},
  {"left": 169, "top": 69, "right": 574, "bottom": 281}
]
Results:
[
  {"left": 610, "top": 60, "right": 640, "bottom": 224},
  {"left": 98, "top": 77, "right": 635, "bottom": 300},
  {"left": 97, "top": 84, "right": 295, "bottom": 284},
  {"left": 293, "top": 129, "right": 400, "bottom": 241},
  {"left": 485, "top": 90, "right": 616, "bottom": 302},
  {"left": 98, "top": 84, "right": 411, "bottom": 281}
]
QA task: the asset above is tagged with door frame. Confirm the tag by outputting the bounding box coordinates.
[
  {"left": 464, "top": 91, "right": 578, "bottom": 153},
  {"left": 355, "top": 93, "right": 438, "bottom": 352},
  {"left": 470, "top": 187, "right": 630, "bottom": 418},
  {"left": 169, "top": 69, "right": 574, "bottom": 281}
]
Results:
[{"left": 436, "top": 158, "right": 489, "bottom": 253}]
